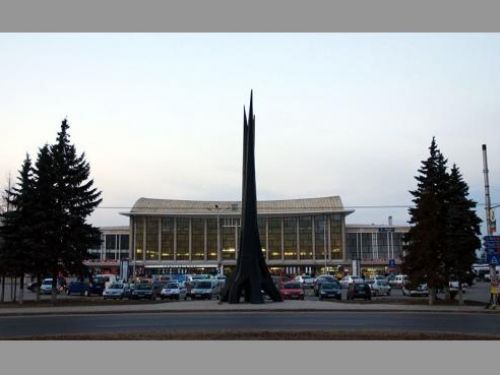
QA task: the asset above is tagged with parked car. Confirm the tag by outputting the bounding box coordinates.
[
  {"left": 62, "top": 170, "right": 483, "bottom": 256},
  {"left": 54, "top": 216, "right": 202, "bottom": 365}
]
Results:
[
  {"left": 190, "top": 280, "right": 219, "bottom": 300},
  {"left": 160, "top": 282, "right": 187, "bottom": 300},
  {"left": 272, "top": 275, "right": 293, "bottom": 289},
  {"left": 40, "top": 278, "right": 65, "bottom": 295},
  {"left": 401, "top": 283, "right": 429, "bottom": 297},
  {"left": 370, "top": 279, "right": 391, "bottom": 296},
  {"left": 27, "top": 280, "right": 41, "bottom": 292},
  {"left": 318, "top": 282, "right": 342, "bottom": 300},
  {"left": 390, "top": 274, "right": 408, "bottom": 288},
  {"left": 313, "top": 275, "right": 337, "bottom": 296},
  {"left": 102, "top": 282, "right": 130, "bottom": 299},
  {"left": 130, "top": 283, "right": 156, "bottom": 300},
  {"left": 66, "top": 280, "right": 106, "bottom": 296},
  {"left": 339, "top": 275, "right": 364, "bottom": 289},
  {"left": 280, "top": 282, "right": 305, "bottom": 300},
  {"left": 346, "top": 282, "right": 372, "bottom": 300},
  {"left": 295, "top": 275, "right": 315, "bottom": 288}
]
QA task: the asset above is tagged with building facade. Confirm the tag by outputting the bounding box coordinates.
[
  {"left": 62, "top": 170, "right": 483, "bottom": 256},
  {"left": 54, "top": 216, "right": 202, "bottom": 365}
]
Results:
[
  {"left": 345, "top": 225, "right": 409, "bottom": 275},
  {"left": 125, "top": 196, "right": 353, "bottom": 276},
  {"left": 87, "top": 199, "right": 411, "bottom": 277},
  {"left": 85, "top": 226, "right": 130, "bottom": 274}
]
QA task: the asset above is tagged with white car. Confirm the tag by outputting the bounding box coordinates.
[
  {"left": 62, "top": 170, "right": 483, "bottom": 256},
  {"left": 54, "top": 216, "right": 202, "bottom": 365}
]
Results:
[
  {"left": 390, "top": 274, "right": 408, "bottom": 288},
  {"left": 190, "top": 280, "right": 220, "bottom": 300},
  {"left": 370, "top": 279, "right": 391, "bottom": 296},
  {"left": 40, "top": 278, "right": 54, "bottom": 295},
  {"left": 295, "top": 275, "right": 315, "bottom": 288},
  {"left": 340, "top": 275, "right": 364, "bottom": 288},
  {"left": 102, "top": 283, "right": 129, "bottom": 299},
  {"left": 160, "top": 282, "right": 187, "bottom": 300}
]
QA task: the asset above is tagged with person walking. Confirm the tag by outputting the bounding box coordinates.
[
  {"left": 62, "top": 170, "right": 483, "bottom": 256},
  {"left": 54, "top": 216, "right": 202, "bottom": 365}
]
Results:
[{"left": 488, "top": 279, "right": 498, "bottom": 309}]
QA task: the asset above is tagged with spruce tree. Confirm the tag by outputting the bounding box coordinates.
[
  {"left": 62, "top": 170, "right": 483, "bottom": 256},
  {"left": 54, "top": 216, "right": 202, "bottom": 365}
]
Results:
[
  {"left": 444, "top": 164, "right": 481, "bottom": 304},
  {"left": 402, "top": 138, "right": 450, "bottom": 304},
  {"left": 35, "top": 120, "right": 102, "bottom": 302},
  {"left": 0, "top": 155, "right": 36, "bottom": 303},
  {"left": 31, "top": 145, "right": 57, "bottom": 301}
]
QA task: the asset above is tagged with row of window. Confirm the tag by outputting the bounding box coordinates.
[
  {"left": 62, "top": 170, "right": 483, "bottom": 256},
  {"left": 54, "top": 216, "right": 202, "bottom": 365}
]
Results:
[
  {"left": 132, "top": 215, "right": 344, "bottom": 262},
  {"left": 345, "top": 232, "right": 405, "bottom": 261}
]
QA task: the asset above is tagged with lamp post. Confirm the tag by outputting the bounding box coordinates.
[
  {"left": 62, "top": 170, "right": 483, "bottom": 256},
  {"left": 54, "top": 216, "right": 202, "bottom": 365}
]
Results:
[{"left": 482, "top": 144, "right": 497, "bottom": 306}]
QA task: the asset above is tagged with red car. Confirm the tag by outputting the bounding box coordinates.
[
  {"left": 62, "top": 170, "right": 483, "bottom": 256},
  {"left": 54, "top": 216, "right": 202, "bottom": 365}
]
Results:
[{"left": 280, "top": 282, "right": 305, "bottom": 300}]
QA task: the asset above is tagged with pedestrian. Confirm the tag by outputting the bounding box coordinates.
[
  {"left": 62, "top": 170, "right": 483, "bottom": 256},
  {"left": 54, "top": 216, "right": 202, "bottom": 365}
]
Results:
[{"left": 488, "top": 280, "right": 498, "bottom": 308}]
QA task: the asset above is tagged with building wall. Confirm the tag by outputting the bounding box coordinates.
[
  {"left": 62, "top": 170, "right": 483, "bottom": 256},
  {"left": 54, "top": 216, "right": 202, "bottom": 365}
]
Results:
[
  {"left": 345, "top": 225, "right": 409, "bottom": 264},
  {"left": 130, "top": 213, "right": 345, "bottom": 270}
]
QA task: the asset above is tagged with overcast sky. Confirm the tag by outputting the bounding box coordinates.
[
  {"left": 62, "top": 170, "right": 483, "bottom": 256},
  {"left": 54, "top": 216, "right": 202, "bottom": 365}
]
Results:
[{"left": 1, "top": 34, "right": 499, "bottom": 231}]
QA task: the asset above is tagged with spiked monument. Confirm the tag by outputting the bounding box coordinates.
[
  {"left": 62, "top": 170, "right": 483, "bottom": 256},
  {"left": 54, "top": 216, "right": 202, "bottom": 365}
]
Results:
[{"left": 221, "top": 91, "right": 283, "bottom": 304}]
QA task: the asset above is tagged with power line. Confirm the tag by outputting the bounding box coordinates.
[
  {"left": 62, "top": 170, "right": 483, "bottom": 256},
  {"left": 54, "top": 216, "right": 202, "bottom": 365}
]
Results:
[{"left": 94, "top": 203, "right": 500, "bottom": 210}]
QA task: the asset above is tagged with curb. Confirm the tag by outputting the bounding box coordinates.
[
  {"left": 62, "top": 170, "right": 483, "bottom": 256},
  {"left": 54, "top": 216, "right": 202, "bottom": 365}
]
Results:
[{"left": 0, "top": 306, "right": 498, "bottom": 317}]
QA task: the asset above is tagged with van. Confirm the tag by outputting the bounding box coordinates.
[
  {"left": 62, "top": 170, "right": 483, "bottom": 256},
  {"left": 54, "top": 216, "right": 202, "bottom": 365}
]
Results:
[{"left": 190, "top": 280, "right": 220, "bottom": 300}]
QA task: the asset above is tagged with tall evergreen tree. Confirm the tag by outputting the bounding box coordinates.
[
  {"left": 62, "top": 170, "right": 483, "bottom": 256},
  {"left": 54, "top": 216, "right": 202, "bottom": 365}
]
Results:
[
  {"left": 31, "top": 145, "right": 57, "bottom": 301},
  {"left": 402, "top": 138, "right": 450, "bottom": 304},
  {"left": 36, "top": 120, "right": 102, "bottom": 302},
  {"left": 444, "top": 164, "right": 481, "bottom": 304},
  {"left": 0, "top": 155, "right": 36, "bottom": 303}
]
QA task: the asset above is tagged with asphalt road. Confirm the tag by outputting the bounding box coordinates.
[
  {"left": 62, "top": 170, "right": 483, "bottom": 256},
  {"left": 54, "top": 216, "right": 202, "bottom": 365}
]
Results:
[{"left": 1, "top": 311, "right": 500, "bottom": 339}]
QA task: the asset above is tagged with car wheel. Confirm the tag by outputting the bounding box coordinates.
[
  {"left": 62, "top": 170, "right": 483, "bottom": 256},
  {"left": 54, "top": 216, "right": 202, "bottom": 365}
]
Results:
[
  {"left": 184, "top": 295, "right": 187, "bottom": 301},
  {"left": 319, "top": 296, "right": 323, "bottom": 301},
  {"left": 387, "top": 291, "right": 391, "bottom": 296},
  {"left": 176, "top": 295, "right": 180, "bottom": 301}
]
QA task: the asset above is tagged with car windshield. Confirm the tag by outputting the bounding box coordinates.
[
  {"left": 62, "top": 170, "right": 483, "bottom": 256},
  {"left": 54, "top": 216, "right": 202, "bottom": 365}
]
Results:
[
  {"left": 137, "top": 284, "right": 151, "bottom": 290},
  {"left": 320, "top": 276, "right": 335, "bottom": 283},
  {"left": 195, "top": 282, "right": 212, "bottom": 289},
  {"left": 321, "top": 283, "right": 338, "bottom": 290},
  {"left": 108, "top": 283, "right": 123, "bottom": 289},
  {"left": 284, "top": 283, "right": 301, "bottom": 289},
  {"left": 377, "top": 281, "right": 387, "bottom": 286},
  {"left": 42, "top": 280, "right": 52, "bottom": 285},
  {"left": 166, "top": 283, "right": 179, "bottom": 289}
]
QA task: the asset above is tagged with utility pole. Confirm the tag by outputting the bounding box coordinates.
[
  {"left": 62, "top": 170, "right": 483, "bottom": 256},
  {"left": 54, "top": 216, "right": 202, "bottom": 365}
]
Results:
[{"left": 482, "top": 144, "right": 496, "bottom": 305}]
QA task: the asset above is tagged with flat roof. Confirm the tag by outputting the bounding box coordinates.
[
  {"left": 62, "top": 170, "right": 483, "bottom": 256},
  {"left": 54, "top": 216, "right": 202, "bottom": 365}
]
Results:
[{"left": 123, "top": 196, "right": 354, "bottom": 217}]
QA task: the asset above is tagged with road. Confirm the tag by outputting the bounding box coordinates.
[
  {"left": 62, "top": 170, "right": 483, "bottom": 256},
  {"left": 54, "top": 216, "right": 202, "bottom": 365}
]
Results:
[{"left": 1, "top": 311, "right": 500, "bottom": 338}]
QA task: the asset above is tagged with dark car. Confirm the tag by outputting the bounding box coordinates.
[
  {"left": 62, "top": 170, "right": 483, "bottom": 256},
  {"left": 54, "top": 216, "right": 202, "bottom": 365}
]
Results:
[
  {"left": 318, "top": 282, "right": 342, "bottom": 300},
  {"left": 66, "top": 281, "right": 105, "bottom": 296},
  {"left": 66, "top": 281, "right": 104, "bottom": 296},
  {"left": 313, "top": 275, "right": 337, "bottom": 296},
  {"left": 130, "top": 283, "right": 156, "bottom": 300},
  {"left": 346, "top": 282, "right": 372, "bottom": 301}
]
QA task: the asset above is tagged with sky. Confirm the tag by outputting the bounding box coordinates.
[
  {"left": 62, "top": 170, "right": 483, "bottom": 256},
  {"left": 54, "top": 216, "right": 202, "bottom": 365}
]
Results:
[{"left": 1, "top": 34, "right": 499, "bottom": 231}]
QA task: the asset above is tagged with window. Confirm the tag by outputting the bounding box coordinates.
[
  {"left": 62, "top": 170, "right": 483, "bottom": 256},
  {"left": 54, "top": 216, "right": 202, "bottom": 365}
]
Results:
[{"left": 161, "top": 218, "right": 174, "bottom": 260}]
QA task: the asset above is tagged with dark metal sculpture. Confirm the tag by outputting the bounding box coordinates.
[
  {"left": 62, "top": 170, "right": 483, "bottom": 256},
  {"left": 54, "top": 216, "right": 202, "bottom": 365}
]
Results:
[{"left": 221, "top": 91, "right": 283, "bottom": 304}]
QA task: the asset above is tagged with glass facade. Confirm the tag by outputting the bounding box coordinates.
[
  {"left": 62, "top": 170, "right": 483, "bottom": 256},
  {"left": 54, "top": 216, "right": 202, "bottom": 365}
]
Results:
[
  {"left": 135, "top": 217, "right": 144, "bottom": 260},
  {"left": 330, "top": 214, "right": 343, "bottom": 260},
  {"left": 161, "top": 217, "right": 174, "bottom": 260},
  {"left": 221, "top": 218, "right": 236, "bottom": 260},
  {"left": 299, "top": 216, "right": 313, "bottom": 260},
  {"left": 268, "top": 217, "right": 282, "bottom": 260},
  {"left": 191, "top": 218, "right": 205, "bottom": 261},
  {"left": 314, "top": 216, "right": 327, "bottom": 261},
  {"left": 146, "top": 217, "right": 159, "bottom": 260},
  {"left": 283, "top": 217, "right": 297, "bottom": 260},
  {"left": 129, "top": 213, "right": 353, "bottom": 268},
  {"left": 176, "top": 218, "right": 189, "bottom": 261},
  {"left": 345, "top": 229, "right": 407, "bottom": 262},
  {"left": 206, "top": 218, "right": 218, "bottom": 261}
]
